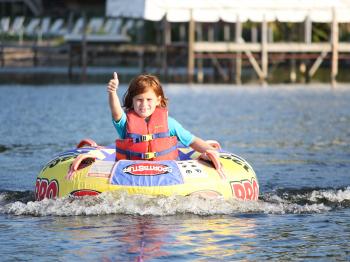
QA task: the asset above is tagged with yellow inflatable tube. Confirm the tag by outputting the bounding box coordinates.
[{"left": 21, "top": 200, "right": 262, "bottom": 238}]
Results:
[{"left": 35, "top": 140, "right": 259, "bottom": 201}]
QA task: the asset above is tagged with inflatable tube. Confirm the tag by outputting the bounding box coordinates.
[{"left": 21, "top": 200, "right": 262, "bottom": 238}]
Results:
[{"left": 35, "top": 139, "right": 259, "bottom": 201}]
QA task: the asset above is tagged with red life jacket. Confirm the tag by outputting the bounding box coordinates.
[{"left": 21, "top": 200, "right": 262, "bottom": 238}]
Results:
[{"left": 115, "top": 107, "right": 178, "bottom": 161}]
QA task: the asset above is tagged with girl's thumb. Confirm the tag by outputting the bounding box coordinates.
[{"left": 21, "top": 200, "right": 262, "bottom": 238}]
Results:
[{"left": 113, "top": 72, "right": 118, "bottom": 80}]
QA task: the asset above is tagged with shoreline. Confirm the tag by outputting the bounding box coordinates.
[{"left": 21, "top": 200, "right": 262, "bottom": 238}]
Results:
[{"left": 1, "top": 66, "right": 350, "bottom": 85}]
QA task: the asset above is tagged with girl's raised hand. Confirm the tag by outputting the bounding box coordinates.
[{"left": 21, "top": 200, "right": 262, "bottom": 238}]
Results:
[
  {"left": 113, "top": 72, "right": 119, "bottom": 86},
  {"left": 107, "top": 72, "right": 119, "bottom": 93}
]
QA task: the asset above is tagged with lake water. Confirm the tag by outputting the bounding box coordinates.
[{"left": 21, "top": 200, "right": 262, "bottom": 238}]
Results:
[{"left": 0, "top": 83, "right": 349, "bottom": 261}]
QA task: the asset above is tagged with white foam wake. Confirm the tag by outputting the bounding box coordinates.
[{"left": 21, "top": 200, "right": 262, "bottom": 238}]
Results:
[
  {"left": 3, "top": 187, "right": 349, "bottom": 216},
  {"left": 310, "top": 187, "right": 350, "bottom": 203}
]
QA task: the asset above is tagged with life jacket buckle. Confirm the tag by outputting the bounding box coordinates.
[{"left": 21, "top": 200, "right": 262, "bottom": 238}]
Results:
[
  {"left": 141, "top": 134, "right": 153, "bottom": 142},
  {"left": 144, "top": 152, "right": 156, "bottom": 159}
]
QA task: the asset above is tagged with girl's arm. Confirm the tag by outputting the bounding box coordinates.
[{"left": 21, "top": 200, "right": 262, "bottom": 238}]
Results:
[
  {"left": 107, "top": 72, "right": 124, "bottom": 121},
  {"left": 190, "top": 137, "right": 224, "bottom": 176},
  {"left": 189, "top": 137, "right": 216, "bottom": 153}
]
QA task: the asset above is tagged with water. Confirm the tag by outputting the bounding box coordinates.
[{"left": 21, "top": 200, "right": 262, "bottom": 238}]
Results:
[{"left": 0, "top": 84, "right": 350, "bottom": 261}]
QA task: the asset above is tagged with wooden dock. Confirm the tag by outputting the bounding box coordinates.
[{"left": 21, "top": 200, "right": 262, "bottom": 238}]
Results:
[
  {"left": 185, "top": 10, "right": 350, "bottom": 86},
  {"left": 1, "top": 12, "right": 350, "bottom": 84}
]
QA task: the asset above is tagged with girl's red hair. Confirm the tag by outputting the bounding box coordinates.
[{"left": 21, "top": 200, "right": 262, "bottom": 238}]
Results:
[{"left": 123, "top": 74, "right": 168, "bottom": 110}]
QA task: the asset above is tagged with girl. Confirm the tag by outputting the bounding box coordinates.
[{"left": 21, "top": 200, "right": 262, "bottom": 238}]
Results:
[{"left": 107, "top": 72, "right": 221, "bottom": 169}]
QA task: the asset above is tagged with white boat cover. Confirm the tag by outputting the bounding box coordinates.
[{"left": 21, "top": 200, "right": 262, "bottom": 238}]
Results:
[{"left": 106, "top": 0, "right": 350, "bottom": 23}]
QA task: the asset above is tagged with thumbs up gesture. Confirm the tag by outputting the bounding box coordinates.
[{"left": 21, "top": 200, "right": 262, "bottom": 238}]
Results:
[{"left": 107, "top": 72, "right": 119, "bottom": 93}]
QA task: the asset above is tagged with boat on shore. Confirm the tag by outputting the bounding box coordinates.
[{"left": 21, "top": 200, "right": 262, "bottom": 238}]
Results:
[{"left": 35, "top": 139, "right": 259, "bottom": 201}]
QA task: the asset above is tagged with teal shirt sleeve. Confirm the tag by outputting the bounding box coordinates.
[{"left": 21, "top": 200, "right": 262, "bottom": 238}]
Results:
[
  {"left": 168, "top": 116, "right": 194, "bottom": 147},
  {"left": 112, "top": 111, "right": 127, "bottom": 139}
]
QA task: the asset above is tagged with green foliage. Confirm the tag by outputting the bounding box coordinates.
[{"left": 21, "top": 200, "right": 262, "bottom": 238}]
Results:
[{"left": 312, "top": 23, "right": 330, "bottom": 42}]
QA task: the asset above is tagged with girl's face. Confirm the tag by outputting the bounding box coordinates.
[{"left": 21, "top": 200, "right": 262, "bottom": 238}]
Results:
[{"left": 132, "top": 89, "right": 161, "bottom": 119}]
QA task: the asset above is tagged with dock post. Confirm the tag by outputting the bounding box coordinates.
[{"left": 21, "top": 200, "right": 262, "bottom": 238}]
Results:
[
  {"left": 81, "top": 13, "right": 87, "bottom": 83},
  {"left": 331, "top": 8, "right": 338, "bottom": 87},
  {"left": 305, "top": 15, "right": 312, "bottom": 44},
  {"left": 304, "top": 15, "right": 312, "bottom": 82},
  {"left": 261, "top": 16, "right": 268, "bottom": 84},
  {"left": 33, "top": 44, "right": 38, "bottom": 67},
  {"left": 137, "top": 20, "right": 145, "bottom": 74},
  {"left": 0, "top": 36, "right": 4, "bottom": 67},
  {"left": 235, "top": 16, "right": 242, "bottom": 85},
  {"left": 188, "top": 9, "right": 195, "bottom": 83},
  {"left": 251, "top": 25, "right": 258, "bottom": 43},
  {"left": 196, "top": 24, "right": 204, "bottom": 83},
  {"left": 68, "top": 44, "right": 73, "bottom": 81},
  {"left": 162, "top": 17, "right": 170, "bottom": 82},
  {"left": 156, "top": 20, "right": 162, "bottom": 75}
]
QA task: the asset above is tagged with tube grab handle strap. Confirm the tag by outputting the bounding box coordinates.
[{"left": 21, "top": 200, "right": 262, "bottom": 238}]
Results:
[
  {"left": 76, "top": 138, "right": 98, "bottom": 148},
  {"left": 66, "top": 154, "right": 96, "bottom": 180}
]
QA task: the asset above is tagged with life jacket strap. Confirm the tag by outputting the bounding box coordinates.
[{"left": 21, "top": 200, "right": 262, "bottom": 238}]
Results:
[
  {"left": 116, "top": 144, "right": 177, "bottom": 160},
  {"left": 127, "top": 131, "right": 170, "bottom": 143}
]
